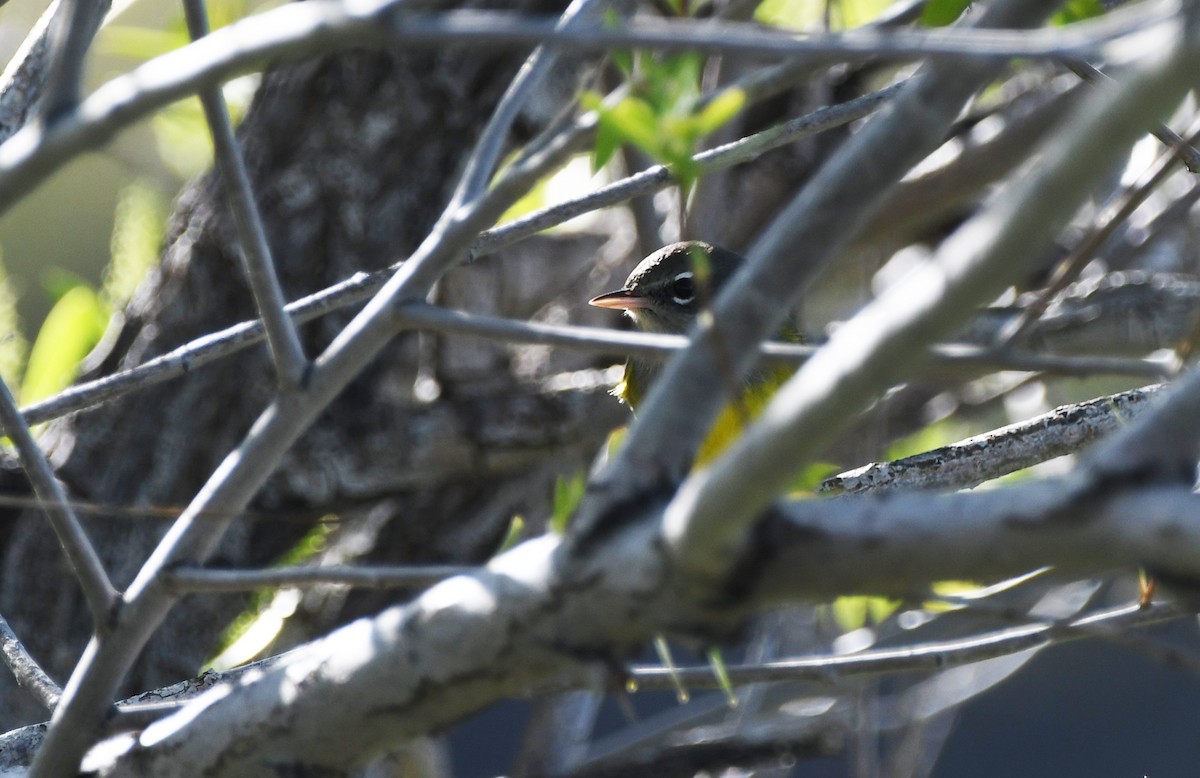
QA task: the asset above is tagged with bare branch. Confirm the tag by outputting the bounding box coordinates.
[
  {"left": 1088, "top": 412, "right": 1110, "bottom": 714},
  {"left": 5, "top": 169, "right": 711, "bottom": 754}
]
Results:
[
  {"left": 0, "top": 610, "right": 61, "bottom": 711},
  {"left": 628, "top": 601, "right": 1175, "bottom": 689},
  {"left": 821, "top": 385, "right": 1164, "bottom": 494},
  {"left": 182, "top": 0, "right": 308, "bottom": 388},
  {"left": 0, "top": 373, "right": 117, "bottom": 627},
  {"left": 1062, "top": 57, "right": 1200, "bottom": 172},
  {"left": 318, "top": 5, "right": 1174, "bottom": 63},
  {"left": 0, "top": 1, "right": 58, "bottom": 143},
  {"left": 162, "top": 564, "right": 474, "bottom": 593},
  {"left": 997, "top": 110, "right": 1200, "bottom": 345},
  {"left": 38, "top": 0, "right": 110, "bottom": 123},
  {"left": 451, "top": 0, "right": 607, "bottom": 206},
  {"left": 396, "top": 304, "right": 1172, "bottom": 380}
]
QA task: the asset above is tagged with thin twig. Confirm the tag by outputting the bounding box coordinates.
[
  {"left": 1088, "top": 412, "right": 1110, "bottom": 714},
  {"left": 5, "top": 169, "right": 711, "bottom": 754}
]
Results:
[
  {"left": 162, "top": 564, "right": 475, "bottom": 593},
  {"left": 1061, "top": 58, "right": 1200, "bottom": 172},
  {"left": 726, "top": 0, "right": 923, "bottom": 107},
  {"left": 397, "top": 304, "right": 1172, "bottom": 379},
  {"left": 0, "top": 0, "right": 1170, "bottom": 218},
  {"left": 996, "top": 112, "right": 1200, "bottom": 346},
  {"left": 0, "top": 610, "right": 61, "bottom": 711},
  {"left": 182, "top": 0, "right": 308, "bottom": 389},
  {"left": 0, "top": 375, "right": 117, "bottom": 627},
  {"left": 359, "top": 6, "right": 1171, "bottom": 63},
  {"left": 1103, "top": 178, "right": 1200, "bottom": 270},
  {"left": 17, "top": 288, "right": 1170, "bottom": 435},
  {"left": 37, "top": 0, "right": 111, "bottom": 123},
  {"left": 451, "top": 0, "right": 607, "bottom": 206},
  {"left": 927, "top": 593, "right": 1200, "bottom": 676},
  {"left": 627, "top": 601, "right": 1177, "bottom": 689},
  {"left": 925, "top": 344, "right": 1170, "bottom": 378}
]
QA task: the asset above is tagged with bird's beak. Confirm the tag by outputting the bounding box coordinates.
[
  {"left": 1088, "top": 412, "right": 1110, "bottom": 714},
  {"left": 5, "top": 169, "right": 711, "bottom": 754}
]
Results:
[{"left": 588, "top": 290, "right": 649, "bottom": 310}]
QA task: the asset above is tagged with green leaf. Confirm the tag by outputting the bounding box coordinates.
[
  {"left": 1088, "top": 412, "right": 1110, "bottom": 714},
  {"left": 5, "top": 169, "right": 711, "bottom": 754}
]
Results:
[
  {"left": 590, "top": 50, "right": 738, "bottom": 188},
  {"left": 207, "top": 0, "right": 251, "bottom": 31},
  {"left": 884, "top": 417, "right": 971, "bottom": 461},
  {"left": 652, "top": 52, "right": 703, "bottom": 110},
  {"left": 707, "top": 647, "right": 738, "bottom": 708},
  {"left": 755, "top": 0, "right": 824, "bottom": 31},
  {"left": 1051, "top": 0, "right": 1104, "bottom": 25},
  {"left": 21, "top": 285, "right": 109, "bottom": 405},
  {"left": 787, "top": 461, "right": 842, "bottom": 494},
  {"left": 97, "top": 26, "right": 190, "bottom": 60},
  {"left": 600, "top": 97, "right": 661, "bottom": 152},
  {"left": 42, "top": 268, "right": 91, "bottom": 303},
  {"left": 205, "top": 517, "right": 337, "bottom": 672},
  {"left": 612, "top": 47, "right": 633, "bottom": 77},
  {"left": 497, "top": 514, "right": 526, "bottom": 553},
  {"left": 921, "top": 0, "right": 971, "bottom": 26},
  {"left": 496, "top": 172, "right": 551, "bottom": 225},
  {"left": 151, "top": 77, "right": 259, "bottom": 177},
  {"left": 837, "top": 0, "right": 899, "bottom": 28},
  {"left": 205, "top": 586, "right": 301, "bottom": 672},
  {"left": 152, "top": 98, "right": 213, "bottom": 178},
  {"left": 605, "top": 426, "right": 627, "bottom": 460},
  {"left": 831, "top": 594, "right": 900, "bottom": 630},
  {"left": 105, "top": 182, "right": 166, "bottom": 307},
  {"left": 831, "top": 595, "right": 869, "bottom": 631},
  {"left": 653, "top": 635, "right": 689, "bottom": 703},
  {"left": 99, "top": 0, "right": 250, "bottom": 61},
  {"left": 0, "top": 250, "right": 28, "bottom": 388},
  {"left": 550, "top": 472, "right": 586, "bottom": 534},
  {"left": 866, "top": 595, "right": 901, "bottom": 623},
  {"left": 668, "top": 156, "right": 699, "bottom": 197},
  {"left": 695, "top": 89, "right": 746, "bottom": 136},
  {"left": 275, "top": 520, "right": 335, "bottom": 567},
  {"left": 592, "top": 122, "right": 622, "bottom": 172},
  {"left": 579, "top": 90, "right": 605, "bottom": 113}
]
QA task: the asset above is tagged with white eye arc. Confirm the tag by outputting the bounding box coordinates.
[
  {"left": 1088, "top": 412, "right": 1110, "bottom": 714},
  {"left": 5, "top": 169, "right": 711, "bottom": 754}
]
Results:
[{"left": 671, "top": 271, "right": 696, "bottom": 305}]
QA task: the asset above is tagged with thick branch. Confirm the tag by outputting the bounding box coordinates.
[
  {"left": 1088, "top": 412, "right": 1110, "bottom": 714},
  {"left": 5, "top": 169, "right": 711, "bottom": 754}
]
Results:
[{"left": 87, "top": 483, "right": 1200, "bottom": 775}]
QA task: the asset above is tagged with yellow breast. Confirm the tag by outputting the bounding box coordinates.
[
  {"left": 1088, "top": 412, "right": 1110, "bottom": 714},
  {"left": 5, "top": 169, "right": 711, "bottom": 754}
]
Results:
[{"left": 614, "top": 362, "right": 792, "bottom": 467}]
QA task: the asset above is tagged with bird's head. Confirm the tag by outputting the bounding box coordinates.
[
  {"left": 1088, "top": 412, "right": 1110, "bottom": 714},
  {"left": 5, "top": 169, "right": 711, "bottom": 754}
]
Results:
[{"left": 588, "top": 241, "right": 745, "bottom": 334}]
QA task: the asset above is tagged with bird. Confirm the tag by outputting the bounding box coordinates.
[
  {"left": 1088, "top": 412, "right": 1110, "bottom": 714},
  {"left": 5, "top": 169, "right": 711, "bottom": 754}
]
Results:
[{"left": 589, "top": 241, "right": 800, "bottom": 465}]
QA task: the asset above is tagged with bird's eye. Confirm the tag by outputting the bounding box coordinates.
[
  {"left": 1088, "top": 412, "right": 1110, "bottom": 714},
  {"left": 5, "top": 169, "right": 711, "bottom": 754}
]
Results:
[{"left": 671, "top": 272, "right": 696, "bottom": 304}]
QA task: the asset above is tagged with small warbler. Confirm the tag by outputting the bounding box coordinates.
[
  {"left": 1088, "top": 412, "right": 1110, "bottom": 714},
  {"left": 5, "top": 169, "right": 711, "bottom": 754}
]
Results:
[{"left": 589, "top": 241, "right": 800, "bottom": 465}]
